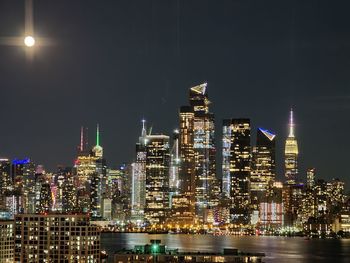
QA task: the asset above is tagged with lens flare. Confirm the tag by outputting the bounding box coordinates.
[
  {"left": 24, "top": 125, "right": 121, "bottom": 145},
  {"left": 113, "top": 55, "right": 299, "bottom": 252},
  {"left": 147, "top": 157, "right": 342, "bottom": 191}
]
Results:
[{"left": 24, "top": 36, "right": 35, "bottom": 47}]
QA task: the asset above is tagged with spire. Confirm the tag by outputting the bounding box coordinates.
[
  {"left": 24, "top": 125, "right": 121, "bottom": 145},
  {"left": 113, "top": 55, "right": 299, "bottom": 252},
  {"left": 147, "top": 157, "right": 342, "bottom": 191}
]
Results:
[
  {"left": 141, "top": 119, "right": 147, "bottom": 138},
  {"left": 96, "top": 124, "right": 100, "bottom": 146},
  {"left": 92, "top": 124, "right": 103, "bottom": 158},
  {"left": 80, "top": 126, "right": 84, "bottom": 152},
  {"left": 289, "top": 108, "right": 295, "bottom": 137},
  {"left": 85, "top": 127, "right": 89, "bottom": 150}
]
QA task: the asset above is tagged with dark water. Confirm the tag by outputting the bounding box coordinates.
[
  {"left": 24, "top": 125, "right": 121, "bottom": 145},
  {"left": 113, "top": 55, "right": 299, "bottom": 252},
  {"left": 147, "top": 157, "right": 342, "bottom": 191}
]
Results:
[{"left": 101, "top": 233, "right": 350, "bottom": 263}]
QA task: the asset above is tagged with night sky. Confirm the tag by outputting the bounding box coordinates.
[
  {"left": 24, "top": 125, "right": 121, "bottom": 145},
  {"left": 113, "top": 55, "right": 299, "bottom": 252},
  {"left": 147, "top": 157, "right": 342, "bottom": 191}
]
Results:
[{"left": 0, "top": 1, "right": 349, "bottom": 189}]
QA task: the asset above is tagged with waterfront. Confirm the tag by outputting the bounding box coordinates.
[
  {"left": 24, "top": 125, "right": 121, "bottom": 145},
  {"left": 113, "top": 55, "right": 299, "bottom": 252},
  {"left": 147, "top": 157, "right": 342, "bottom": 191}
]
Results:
[{"left": 101, "top": 233, "right": 350, "bottom": 263}]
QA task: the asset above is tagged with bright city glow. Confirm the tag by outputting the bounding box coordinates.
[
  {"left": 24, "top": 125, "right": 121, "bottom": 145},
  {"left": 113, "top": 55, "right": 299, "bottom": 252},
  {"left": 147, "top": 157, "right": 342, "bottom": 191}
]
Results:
[{"left": 24, "top": 36, "right": 35, "bottom": 47}]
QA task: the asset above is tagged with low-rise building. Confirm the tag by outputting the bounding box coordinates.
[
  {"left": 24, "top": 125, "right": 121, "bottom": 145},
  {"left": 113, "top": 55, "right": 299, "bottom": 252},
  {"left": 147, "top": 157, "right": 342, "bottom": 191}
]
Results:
[
  {"left": 333, "top": 212, "right": 350, "bottom": 236},
  {"left": 114, "top": 240, "right": 264, "bottom": 263}
]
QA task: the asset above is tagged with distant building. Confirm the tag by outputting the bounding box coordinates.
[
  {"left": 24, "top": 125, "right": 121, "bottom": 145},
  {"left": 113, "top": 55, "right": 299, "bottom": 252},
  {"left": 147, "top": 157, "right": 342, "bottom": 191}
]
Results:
[
  {"left": 0, "top": 220, "right": 14, "bottom": 263},
  {"left": 61, "top": 171, "right": 77, "bottom": 213},
  {"left": 333, "top": 212, "right": 350, "bottom": 235},
  {"left": 222, "top": 118, "right": 251, "bottom": 225},
  {"left": 37, "top": 181, "right": 52, "bottom": 213},
  {"left": 282, "top": 183, "right": 304, "bottom": 227},
  {"left": 169, "top": 194, "right": 194, "bottom": 225},
  {"left": 259, "top": 202, "right": 283, "bottom": 228},
  {"left": 284, "top": 109, "right": 298, "bottom": 184},
  {"left": 169, "top": 129, "right": 180, "bottom": 200},
  {"left": 74, "top": 125, "right": 107, "bottom": 217},
  {"left": 190, "top": 84, "right": 219, "bottom": 220},
  {"left": 251, "top": 128, "right": 276, "bottom": 210},
  {"left": 102, "top": 198, "right": 112, "bottom": 219},
  {"left": 177, "top": 106, "right": 196, "bottom": 222},
  {"left": 131, "top": 120, "right": 148, "bottom": 223},
  {"left": 0, "top": 159, "right": 11, "bottom": 211},
  {"left": 258, "top": 182, "right": 283, "bottom": 228},
  {"left": 306, "top": 168, "right": 316, "bottom": 189},
  {"left": 145, "top": 135, "right": 170, "bottom": 224},
  {"left": 106, "top": 164, "right": 131, "bottom": 223},
  {"left": 12, "top": 158, "right": 36, "bottom": 214},
  {"left": 14, "top": 214, "right": 100, "bottom": 263},
  {"left": 114, "top": 240, "right": 265, "bottom": 263}
]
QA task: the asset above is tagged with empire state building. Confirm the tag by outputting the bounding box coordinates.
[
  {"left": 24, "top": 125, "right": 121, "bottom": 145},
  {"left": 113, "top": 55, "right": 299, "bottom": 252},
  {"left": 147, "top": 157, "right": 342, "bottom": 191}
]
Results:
[{"left": 285, "top": 109, "right": 299, "bottom": 184}]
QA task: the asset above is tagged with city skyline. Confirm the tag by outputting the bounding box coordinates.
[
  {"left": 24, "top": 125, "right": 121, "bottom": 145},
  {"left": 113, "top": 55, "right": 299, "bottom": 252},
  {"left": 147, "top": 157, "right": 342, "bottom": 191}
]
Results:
[
  {"left": 0, "top": 0, "right": 350, "bottom": 189},
  {"left": 0, "top": 84, "right": 347, "bottom": 232},
  {"left": 1, "top": 1, "right": 350, "bottom": 262}
]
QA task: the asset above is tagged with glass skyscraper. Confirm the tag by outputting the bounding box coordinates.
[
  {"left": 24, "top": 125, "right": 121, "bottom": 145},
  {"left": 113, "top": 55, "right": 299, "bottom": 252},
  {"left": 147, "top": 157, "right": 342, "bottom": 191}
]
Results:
[
  {"left": 178, "top": 83, "right": 219, "bottom": 223},
  {"left": 131, "top": 120, "right": 147, "bottom": 223}
]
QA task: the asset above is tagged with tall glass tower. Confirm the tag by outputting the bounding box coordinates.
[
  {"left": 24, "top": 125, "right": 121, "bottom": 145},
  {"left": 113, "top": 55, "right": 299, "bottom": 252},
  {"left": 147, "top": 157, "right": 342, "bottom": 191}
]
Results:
[
  {"left": 177, "top": 83, "right": 219, "bottom": 223},
  {"left": 131, "top": 120, "right": 147, "bottom": 223},
  {"left": 190, "top": 83, "right": 218, "bottom": 221},
  {"left": 284, "top": 109, "right": 299, "bottom": 184}
]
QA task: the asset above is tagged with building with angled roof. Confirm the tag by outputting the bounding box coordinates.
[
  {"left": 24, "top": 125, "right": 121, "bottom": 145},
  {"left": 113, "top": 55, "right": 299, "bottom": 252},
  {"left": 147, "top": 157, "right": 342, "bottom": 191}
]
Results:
[
  {"left": 189, "top": 83, "right": 219, "bottom": 222},
  {"left": 251, "top": 128, "right": 276, "bottom": 210}
]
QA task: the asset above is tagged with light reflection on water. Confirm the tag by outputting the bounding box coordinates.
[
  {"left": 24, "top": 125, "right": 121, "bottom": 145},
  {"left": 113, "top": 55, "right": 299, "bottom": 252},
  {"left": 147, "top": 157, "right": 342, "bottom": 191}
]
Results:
[{"left": 101, "top": 233, "right": 350, "bottom": 263}]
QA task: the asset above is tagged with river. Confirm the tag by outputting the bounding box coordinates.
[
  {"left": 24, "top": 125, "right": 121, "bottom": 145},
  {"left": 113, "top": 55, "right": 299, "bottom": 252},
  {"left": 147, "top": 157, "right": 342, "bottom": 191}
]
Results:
[{"left": 101, "top": 233, "right": 350, "bottom": 262}]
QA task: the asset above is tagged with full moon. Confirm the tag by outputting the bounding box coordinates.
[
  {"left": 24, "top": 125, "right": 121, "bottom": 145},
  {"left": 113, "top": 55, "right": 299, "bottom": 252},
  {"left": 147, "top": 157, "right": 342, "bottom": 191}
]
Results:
[{"left": 24, "top": 36, "right": 35, "bottom": 47}]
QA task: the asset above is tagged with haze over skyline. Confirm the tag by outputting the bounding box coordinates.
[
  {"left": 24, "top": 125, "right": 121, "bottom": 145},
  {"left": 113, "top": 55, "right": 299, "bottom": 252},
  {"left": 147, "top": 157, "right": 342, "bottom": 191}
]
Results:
[{"left": 0, "top": 0, "right": 349, "bottom": 188}]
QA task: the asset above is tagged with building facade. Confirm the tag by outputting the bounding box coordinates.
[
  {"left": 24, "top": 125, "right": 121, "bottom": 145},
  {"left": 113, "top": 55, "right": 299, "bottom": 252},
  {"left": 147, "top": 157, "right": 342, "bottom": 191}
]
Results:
[
  {"left": 14, "top": 214, "right": 100, "bottom": 263},
  {"left": 0, "top": 220, "right": 14, "bottom": 263}
]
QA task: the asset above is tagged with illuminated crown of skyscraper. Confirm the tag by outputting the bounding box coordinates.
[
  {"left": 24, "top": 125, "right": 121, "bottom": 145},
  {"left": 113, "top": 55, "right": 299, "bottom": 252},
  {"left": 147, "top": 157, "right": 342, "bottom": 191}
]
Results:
[
  {"left": 92, "top": 124, "right": 103, "bottom": 157},
  {"left": 285, "top": 108, "right": 298, "bottom": 155}
]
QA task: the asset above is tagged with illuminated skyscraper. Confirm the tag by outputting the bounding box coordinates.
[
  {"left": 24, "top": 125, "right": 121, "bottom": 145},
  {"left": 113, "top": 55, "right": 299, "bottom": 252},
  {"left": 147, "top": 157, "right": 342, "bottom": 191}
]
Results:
[
  {"left": 51, "top": 166, "right": 70, "bottom": 212},
  {"left": 11, "top": 158, "right": 36, "bottom": 214},
  {"left": 131, "top": 120, "right": 147, "bottom": 223},
  {"left": 0, "top": 159, "right": 11, "bottom": 211},
  {"left": 176, "top": 84, "right": 219, "bottom": 223},
  {"left": 222, "top": 119, "right": 251, "bottom": 224},
  {"left": 177, "top": 106, "right": 196, "bottom": 221},
  {"left": 62, "top": 172, "right": 77, "bottom": 213},
  {"left": 74, "top": 125, "right": 106, "bottom": 216},
  {"left": 307, "top": 168, "right": 315, "bottom": 189},
  {"left": 282, "top": 182, "right": 304, "bottom": 226},
  {"left": 109, "top": 164, "right": 131, "bottom": 222},
  {"left": 144, "top": 134, "right": 170, "bottom": 224},
  {"left": 91, "top": 124, "right": 107, "bottom": 218},
  {"left": 285, "top": 109, "right": 299, "bottom": 184},
  {"left": 92, "top": 124, "right": 103, "bottom": 158},
  {"left": 301, "top": 170, "right": 317, "bottom": 223},
  {"left": 251, "top": 128, "right": 276, "bottom": 209},
  {"left": 169, "top": 129, "right": 180, "bottom": 195},
  {"left": 190, "top": 83, "right": 218, "bottom": 221},
  {"left": 37, "top": 181, "right": 52, "bottom": 213}
]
